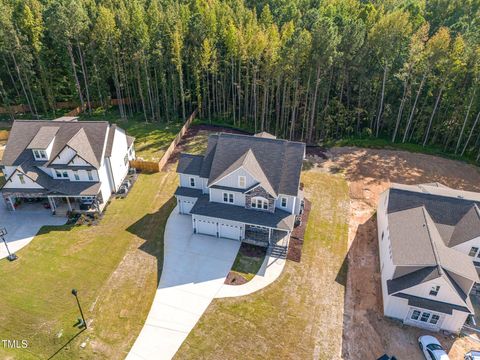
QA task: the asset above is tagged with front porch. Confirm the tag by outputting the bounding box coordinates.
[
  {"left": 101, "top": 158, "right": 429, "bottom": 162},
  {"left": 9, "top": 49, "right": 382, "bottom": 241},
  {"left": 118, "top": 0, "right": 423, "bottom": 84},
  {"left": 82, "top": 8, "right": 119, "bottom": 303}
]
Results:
[
  {"left": 2, "top": 192, "right": 102, "bottom": 216},
  {"left": 243, "top": 224, "right": 289, "bottom": 248}
]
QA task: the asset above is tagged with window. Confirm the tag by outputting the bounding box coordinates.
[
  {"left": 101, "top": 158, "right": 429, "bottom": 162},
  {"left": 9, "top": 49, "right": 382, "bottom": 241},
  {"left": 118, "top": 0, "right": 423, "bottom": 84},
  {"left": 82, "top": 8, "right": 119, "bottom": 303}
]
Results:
[
  {"left": 55, "top": 170, "right": 62, "bottom": 178},
  {"left": 62, "top": 170, "right": 68, "bottom": 178},
  {"left": 124, "top": 154, "right": 129, "bottom": 166},
  {"left": 223, "top": 192, "right": 234, "bottom": 203},
  {"left": 87, "top": 170, "right": 93, "bottom": 181},
  {"left": 251, "top": 197, "right": 268, "bottom": 210},
  {"left": 238, "top": 176, "right": 246, "bottom": 188},
  {"left": 429, "top": 285, "right": 440, "bottom": 296},
  {"left": 411, "top": 310, "right": 421, "bottom": 320},
  {"left": 430, "top": 314, "right": 440, "bottom": 325},
  {"left": 420, "top": 312, "right": 430, "bottom": 322},
  {"left": 73, "top": 170, "right": 80, "bottom": 181},
  {"left": 18, "top": 174, "right": 25, "bottom": 184},
  {"left": 33, "top": 149, "right": 47, "bottom": 160},
  {"left": 190, "top": 177, "right": 196, "bottom": 187},
  {"left": 281, "top": 197, "right": 287, "bottom": 207},
  {"left": 381, "top": 231, "right": 384, "bottom": 240},
  {"left": 469, "top": 247, "right": 479, "bottom": 257}
]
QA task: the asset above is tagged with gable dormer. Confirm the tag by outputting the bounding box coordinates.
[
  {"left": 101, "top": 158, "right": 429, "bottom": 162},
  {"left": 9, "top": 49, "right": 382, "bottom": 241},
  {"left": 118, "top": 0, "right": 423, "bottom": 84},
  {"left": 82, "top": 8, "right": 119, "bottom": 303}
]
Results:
[{"left": 27, "top": 126, "right": 59, "bottom": 161}]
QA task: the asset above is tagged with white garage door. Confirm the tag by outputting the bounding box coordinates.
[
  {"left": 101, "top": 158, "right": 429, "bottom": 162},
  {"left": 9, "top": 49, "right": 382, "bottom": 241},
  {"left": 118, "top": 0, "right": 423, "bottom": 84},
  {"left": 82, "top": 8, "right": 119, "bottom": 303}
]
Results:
[
  {"left": 179, "top": 200, "right": 195, "bottom": 214},
  {"left": 197, "top": 220, "right": 217, "bottom": 237},
  {"left": 219, "top": 223, "right": 241, "bottom": 240}
]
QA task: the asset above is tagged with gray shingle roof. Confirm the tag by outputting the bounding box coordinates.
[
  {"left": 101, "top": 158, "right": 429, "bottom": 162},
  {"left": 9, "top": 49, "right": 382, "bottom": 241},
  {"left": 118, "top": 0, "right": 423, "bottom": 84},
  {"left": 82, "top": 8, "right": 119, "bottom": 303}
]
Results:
[
  {"left": 27, "top": 126, "right": 59, "bottom": 149},
  {"left": 3, "top": 161, "right": 101, "bottom": 196},
  {"left": 387, "top": 266, "right": 441, "bottom": 295},
  {"left": 176, "top": 154, "right": 204, "bottom": 176},
  {"left": 177, "top": 133, "right": 305, "bottom": 197},
  {"left": 388, "top": 205, "right": 478, "bottom": 281},
  {"left": 393, "top": 293, "right": 471, "bottom": 314},
  {"left": 3, "top": 120, "right": 110, "bottom": 169},
  {"left": 174, "top": 187, "right": 203, "bottom": 198},
  {"left": 190, "top": 195, "right": 295, "bottom": 230}
]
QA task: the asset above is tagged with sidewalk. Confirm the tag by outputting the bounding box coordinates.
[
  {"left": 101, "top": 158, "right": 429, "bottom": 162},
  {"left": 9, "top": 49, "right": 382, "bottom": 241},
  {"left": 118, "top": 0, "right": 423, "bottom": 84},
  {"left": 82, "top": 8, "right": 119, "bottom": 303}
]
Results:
[{"left": 215, "top": 252, "right": 286, "bottom": 298}]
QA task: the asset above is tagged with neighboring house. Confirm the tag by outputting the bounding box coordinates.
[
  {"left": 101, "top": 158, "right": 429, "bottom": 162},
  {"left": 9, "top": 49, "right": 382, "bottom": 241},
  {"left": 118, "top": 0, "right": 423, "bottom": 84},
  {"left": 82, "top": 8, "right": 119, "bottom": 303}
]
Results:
[
  {"left": 378, "top": 183, "right": 480, "bottom": 333},
  {"left": 174, "top": 132, "right": 305, "bottom": 248},
  {"left": 0, "top": 118, "right": 135, "bottom": 215}
]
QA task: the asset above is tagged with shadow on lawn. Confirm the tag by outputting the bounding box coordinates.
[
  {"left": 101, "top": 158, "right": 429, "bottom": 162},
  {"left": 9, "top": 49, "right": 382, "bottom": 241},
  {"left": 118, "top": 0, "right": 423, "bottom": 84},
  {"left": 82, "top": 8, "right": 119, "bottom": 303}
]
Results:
[
  {"left": 126, "top": 196, "right": 176, "bottom": 282},
  {"left": 47, "top": 328, "right": 85, "bottom": 360}
]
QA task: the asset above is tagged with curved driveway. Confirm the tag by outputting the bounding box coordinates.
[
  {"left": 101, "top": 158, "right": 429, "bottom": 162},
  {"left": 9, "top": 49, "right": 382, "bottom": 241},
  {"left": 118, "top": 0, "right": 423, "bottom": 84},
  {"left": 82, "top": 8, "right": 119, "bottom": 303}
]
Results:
[{"left": 127, "top": 207, "right": 240, "bottom": 360}]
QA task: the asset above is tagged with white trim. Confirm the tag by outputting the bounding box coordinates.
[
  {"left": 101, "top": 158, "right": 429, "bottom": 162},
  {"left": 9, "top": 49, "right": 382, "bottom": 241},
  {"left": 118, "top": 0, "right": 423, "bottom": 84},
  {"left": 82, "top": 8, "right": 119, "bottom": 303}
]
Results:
[
  {"left": 222, "top": 191, "right": 234, "bottom": 203},
  {"left": 238, "top": 175, "right": 246, "bottom": 188}
]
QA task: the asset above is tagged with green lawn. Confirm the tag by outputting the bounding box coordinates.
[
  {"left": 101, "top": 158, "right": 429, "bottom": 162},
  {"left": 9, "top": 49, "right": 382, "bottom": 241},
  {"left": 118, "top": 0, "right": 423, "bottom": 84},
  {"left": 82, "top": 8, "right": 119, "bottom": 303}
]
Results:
[
  {"left": 0, "top": 172, "right": 178, "bottom": 359},
  {"left": 176, "top": 171, "right": 349, "bottom": 359},
  {"left": 79, "top": 109, "right": 183, "bottom": 162},
  {"left": 230, "top": 244, "right": 266, "bottom": 282}
]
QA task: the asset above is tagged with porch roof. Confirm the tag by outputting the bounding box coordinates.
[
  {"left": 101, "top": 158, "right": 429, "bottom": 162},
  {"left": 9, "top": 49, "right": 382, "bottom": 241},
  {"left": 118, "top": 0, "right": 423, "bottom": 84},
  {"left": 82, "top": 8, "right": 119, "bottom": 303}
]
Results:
[
  {"left": 190, "top": 195, "right": 295, "bottom": 231},
  {"left": 393, "top": 292, "right": 472, "bottom": 315},
  {"left": 2, "top": 181, "right": 101, "bottom": 197}
]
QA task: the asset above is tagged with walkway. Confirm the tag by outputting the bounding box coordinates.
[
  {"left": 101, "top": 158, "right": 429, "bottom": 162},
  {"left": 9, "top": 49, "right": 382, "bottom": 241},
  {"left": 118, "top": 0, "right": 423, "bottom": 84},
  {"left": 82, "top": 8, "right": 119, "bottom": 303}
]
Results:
[
  {"left": 0, "top": 198, "right": 66, "bottom": 260},
  {"left": 126, "top": 207, "right": 240, "bottom": 360},
  {"left": 215, "top": 251, "right": 286, "bottom": 298}
]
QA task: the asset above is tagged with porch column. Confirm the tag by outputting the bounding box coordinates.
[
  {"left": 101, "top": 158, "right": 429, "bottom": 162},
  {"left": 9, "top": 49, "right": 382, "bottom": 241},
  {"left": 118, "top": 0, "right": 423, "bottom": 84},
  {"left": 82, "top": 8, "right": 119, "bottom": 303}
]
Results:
[
  {"left": 66, "top": 197, "right": 72, "bottom": 212},
  {"left": 7, "top": 196, "right": 15, "bottom": 211},
  {"left": 48, "top": 196, "right": 55, "bottom": 213},
  {"left": 268, "top": 228, "right": 272, "bottom": 244}
]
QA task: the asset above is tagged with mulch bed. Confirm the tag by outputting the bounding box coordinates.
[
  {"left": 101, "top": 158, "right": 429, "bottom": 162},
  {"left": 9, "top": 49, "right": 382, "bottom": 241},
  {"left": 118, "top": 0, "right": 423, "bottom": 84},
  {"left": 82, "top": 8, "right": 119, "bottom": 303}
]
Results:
[
  {"left": 225, "top": 271, "right": 248, "bottom": 285},
  {"left": 165, "top": 123, "right": 250, "bottom": 170},
  {"left": 287, "top": 198, "right": 311, "bottom": 262}
]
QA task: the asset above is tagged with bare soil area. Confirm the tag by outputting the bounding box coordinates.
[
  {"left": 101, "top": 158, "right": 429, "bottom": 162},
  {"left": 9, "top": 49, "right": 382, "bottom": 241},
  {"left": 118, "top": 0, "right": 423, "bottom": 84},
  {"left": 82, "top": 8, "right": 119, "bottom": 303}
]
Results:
[{"left": 313, "top": 147, "right": 480, "bottom": 360}]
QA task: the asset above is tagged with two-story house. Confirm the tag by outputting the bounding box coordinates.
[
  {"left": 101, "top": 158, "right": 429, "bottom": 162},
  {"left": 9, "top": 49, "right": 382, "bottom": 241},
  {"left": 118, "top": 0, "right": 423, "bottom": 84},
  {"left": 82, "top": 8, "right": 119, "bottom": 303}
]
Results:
[
  {"left": 0, "top": 118, "right": 135, "bottom": 215},
  {"left": 174, "top": 132, "right": 305, "bottom": 248},
  {"left": 378, "top": 183, "right": 480, "bottom": 333}
]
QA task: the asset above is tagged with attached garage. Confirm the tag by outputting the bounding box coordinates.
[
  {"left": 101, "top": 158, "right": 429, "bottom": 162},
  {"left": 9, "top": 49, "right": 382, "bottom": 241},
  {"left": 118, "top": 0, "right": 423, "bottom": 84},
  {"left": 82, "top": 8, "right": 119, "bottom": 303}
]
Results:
[
  {"left": 196, "top": 219, "right": 217, "bottom": 237},
  {"left": 219, "top": 223, "right": 242, "bottom": 240},
  {"left": 178, "top": 199, "right": 195, "bottom": 214}
]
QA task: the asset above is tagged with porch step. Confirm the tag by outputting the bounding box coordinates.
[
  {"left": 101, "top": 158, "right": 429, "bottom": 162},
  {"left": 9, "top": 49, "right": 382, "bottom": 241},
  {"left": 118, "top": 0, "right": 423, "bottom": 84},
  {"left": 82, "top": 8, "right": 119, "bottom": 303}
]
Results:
[{"left": 269, "top": 245, "right": 288, "bottom": 259}]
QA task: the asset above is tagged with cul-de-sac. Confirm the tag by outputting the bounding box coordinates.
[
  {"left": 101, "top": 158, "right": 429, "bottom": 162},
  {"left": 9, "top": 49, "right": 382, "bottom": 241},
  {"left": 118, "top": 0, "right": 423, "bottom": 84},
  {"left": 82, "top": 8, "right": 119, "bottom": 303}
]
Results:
[{"left": 1, "top": 1, "right": 480, "bottom": 359}]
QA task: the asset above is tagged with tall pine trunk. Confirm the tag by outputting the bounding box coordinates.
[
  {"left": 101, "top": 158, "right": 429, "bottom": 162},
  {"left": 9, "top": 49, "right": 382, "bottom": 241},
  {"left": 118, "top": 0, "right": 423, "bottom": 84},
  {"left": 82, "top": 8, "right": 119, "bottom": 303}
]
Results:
[{"left": 403, "top": 72, "right": 426, "bottom": 143}]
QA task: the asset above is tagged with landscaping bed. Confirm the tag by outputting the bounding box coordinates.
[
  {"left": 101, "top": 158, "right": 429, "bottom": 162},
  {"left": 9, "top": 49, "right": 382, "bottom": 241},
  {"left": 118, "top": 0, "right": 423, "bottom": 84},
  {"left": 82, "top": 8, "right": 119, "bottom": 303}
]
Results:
[
  {"left": 224, "top": 243, "right": 266, "bottom": 285},
  {"left": 287, "top": 198, "right": 311, "bottom": 262}
]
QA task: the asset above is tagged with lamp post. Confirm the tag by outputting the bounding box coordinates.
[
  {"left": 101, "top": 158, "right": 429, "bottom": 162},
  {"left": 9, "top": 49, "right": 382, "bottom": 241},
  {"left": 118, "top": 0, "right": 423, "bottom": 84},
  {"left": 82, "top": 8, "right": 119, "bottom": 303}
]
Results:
[
  {"left": 71, "top": 289, "right": 87, "bottom": 329},
  {"left": 0, "top": 227, "right": 17, "bottom": 261}
]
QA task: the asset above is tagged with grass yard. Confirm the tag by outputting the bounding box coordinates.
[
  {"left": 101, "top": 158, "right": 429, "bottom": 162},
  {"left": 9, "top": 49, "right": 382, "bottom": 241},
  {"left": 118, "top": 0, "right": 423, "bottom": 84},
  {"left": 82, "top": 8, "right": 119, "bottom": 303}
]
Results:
[
  {"left": 0, "top": 171, "right": 178, "bottom": 360},
  {"left": 176, "top": 171, "right": 349, "bottom": 359},
  {"left": 80, "top": 110, "right": 182, "bottom": 162},
  {"left": 229, "top": 244, "right": 266, "bottom": 282}
]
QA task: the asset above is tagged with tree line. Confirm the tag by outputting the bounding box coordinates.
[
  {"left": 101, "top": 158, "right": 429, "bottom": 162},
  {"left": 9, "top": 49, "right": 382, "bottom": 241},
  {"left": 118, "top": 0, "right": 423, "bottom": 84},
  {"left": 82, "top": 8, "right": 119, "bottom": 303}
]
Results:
[{"left": 1, "top": 0, "right": 480, "bottom": 159}]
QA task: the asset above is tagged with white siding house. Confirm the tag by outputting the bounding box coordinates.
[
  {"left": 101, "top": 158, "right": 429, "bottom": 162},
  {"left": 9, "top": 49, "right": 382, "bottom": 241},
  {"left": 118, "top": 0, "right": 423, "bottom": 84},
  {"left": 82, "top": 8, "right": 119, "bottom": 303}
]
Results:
[
  {"left": 174, "top": 132, "right": 305, "bottom": 248},
  {"left": 378, "top": 183, "right": 480, "bottom": 333},
  {"left": 0, "top": 119, "right": 135, "bottom": 215}
]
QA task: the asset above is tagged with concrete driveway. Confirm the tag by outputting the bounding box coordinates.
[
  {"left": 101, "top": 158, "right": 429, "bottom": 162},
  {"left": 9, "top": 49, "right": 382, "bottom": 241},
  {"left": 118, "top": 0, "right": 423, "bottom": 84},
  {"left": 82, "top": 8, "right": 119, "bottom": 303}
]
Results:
[
  {"left": 0, "top": 198, "right": 66, "bottom": 260},
  {"left": 127, "top": 207, "right": 240, "bottom": 360}
]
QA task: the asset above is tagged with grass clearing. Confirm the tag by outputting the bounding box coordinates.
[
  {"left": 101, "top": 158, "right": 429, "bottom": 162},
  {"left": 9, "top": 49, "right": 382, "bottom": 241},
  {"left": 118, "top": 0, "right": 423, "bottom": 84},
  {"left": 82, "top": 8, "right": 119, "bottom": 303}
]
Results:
[
  {"left": 0, "top": 172, "right": 178, "bottom": 360},
  {"left": 176, "top": 171, "right": 349, "bottom": 359},
  {"left": 230, "top": 244, "right": 266, "bottom": 282},
  {"left": 79, "top": 109, "right": 183, "bottom": 162}
]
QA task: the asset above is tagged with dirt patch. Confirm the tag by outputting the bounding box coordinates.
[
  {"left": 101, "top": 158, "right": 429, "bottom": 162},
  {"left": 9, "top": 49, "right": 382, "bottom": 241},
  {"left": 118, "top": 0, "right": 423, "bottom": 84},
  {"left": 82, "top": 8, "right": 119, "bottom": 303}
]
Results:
[
  {"left": 165, "top": 124, "right": 250, "bottom": 171},
  {"left": 310, "top": 147, "right": 480, "bottom": 360}
]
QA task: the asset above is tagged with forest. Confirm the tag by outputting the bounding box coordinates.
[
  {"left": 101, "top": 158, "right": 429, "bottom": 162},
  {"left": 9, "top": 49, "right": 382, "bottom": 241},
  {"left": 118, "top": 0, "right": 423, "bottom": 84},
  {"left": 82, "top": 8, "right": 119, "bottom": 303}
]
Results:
[{"left": 0, "top": 0, "right": 479, "bottom": 160}]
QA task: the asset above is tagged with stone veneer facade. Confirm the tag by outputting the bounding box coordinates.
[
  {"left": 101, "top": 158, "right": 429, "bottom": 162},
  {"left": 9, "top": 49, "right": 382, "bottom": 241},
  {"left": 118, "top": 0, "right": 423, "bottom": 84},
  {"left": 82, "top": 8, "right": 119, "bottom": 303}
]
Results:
[{"left": 245, "top": 186, "right": 275, "bottom": 213}]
